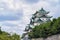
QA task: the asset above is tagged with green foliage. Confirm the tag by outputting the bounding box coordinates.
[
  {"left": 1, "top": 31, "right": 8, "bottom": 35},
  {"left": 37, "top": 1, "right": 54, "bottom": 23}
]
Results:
[
  {"left": 28, "top": 17, "right": 60, "bottom": 38},
  {"left": 0, "top": 31, "right": 21, "bottom": 40},
  {"left": 12, "top": 33, "right": 20, "bottom": 40}
]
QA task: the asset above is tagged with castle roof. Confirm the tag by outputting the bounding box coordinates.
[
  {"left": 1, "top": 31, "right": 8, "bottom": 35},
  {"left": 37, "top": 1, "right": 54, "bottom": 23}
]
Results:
[
  {"left": 38, "top": 8, "right": 49, "bottom": 14},
  {"left": 40, "top": 15, "right": 52, "bottom": 18},
  {"left": 34, "top": 18, "right": 43, "bottom": 23},
  {"left": 33, "top": 8, "right": 49, "bottom": 16}
]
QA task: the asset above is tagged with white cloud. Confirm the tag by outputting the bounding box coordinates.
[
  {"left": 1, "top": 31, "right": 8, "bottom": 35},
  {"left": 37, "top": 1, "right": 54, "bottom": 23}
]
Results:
[
  {"left": 0, "top": 0, "right": 23, "bottom": 10},
  {"left": 0, "top": 0, "right": 60, "bottom": 35}
]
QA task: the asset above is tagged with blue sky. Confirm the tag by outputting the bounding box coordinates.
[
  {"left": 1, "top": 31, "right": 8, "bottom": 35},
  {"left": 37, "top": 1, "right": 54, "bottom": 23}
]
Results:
[{"left": 0, "top": 0, "right": 60, "bottom": 35}]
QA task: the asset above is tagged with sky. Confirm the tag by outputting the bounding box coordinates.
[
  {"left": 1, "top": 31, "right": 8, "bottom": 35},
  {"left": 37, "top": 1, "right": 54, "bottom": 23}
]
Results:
[{"left": 0, "top": 0, "right": 60, "bottom": 35}]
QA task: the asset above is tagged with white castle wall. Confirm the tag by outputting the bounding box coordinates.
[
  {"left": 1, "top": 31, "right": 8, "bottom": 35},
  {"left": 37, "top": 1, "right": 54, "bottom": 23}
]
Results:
[{"left": 32, "top": 34, "right": 60, "bottom": 40}]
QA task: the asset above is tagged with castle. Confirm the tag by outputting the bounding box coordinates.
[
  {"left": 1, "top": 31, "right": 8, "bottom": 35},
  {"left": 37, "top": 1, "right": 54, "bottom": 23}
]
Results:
[{"left": 22, "top": 8, "right": 52, "bottom": 40}]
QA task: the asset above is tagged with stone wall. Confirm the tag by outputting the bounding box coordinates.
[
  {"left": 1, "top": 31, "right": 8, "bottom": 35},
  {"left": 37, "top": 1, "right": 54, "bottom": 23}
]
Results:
[{"left": 31, "top": 34, "right": 60, "bottom": 40}]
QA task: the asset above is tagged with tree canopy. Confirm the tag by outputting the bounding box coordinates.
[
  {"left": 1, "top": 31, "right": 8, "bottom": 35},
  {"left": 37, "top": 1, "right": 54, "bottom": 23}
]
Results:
[
  {"left": 28, "top": 17, "right": 60, "bottom": 38},
  {"left": 0, "top": 29, "right": 21, "bottom": 40}
]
